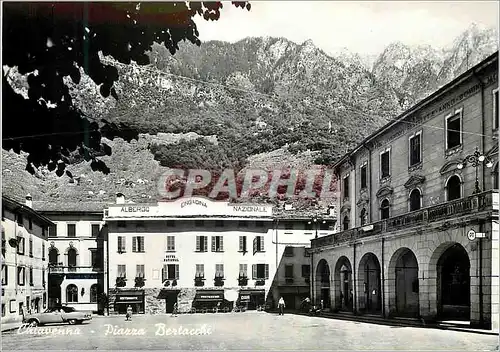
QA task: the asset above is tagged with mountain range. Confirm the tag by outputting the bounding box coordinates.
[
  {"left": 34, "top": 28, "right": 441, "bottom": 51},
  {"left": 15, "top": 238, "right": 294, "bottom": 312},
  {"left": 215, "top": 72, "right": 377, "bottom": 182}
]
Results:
[{"left": 2, "top": 23, "right": 498, "bottom": 209}]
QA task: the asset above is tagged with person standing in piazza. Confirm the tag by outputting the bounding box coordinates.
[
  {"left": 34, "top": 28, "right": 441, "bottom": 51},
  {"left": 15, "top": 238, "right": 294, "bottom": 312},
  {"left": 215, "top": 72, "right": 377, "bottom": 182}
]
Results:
[
  {"left": 278, "top": 297, "right": 285, "bottom": 316},
  {"left": 126, "top": 305, "right": 133, "bottom": 321}
]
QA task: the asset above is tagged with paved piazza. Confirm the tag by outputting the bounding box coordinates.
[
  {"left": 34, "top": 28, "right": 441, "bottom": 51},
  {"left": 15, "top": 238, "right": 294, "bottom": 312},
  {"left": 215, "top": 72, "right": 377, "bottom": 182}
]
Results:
[{"left": 1, "top": 312, "right": 499, "bottom": 351}]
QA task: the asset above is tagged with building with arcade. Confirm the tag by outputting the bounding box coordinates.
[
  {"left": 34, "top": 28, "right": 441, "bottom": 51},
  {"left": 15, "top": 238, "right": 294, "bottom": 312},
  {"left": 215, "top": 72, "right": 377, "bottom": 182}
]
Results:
[{"left": 310, "top": 52, "right": 499, "bottom": 331}]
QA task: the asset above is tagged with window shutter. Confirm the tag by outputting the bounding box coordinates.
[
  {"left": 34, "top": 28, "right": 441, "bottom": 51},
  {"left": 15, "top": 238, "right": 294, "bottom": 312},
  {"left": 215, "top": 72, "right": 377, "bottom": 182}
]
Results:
[
  {"left": 220, "top": 236, "right": 224, "bottom": 251},
  {"left": 239, "top": 236, "right": 243, "bottom": 251},
  {"left": 117, "top": 237, "right": 122, "bottom": 251},
  {"left": 175, "top": 264, "right": 179, "bottom": 280},
  {"left": 260, "top": 236, "right": 264, "bottom": 251},
  {"left": 265, "top": 264, "right": 269, "bottom": 279},
  {"left": 162, "top": 266, "right": 166, "bottom": 282},
  {"left": 171, "top": 237, "right": 175, "bottom": 251},
  {"left": 122, "top": 237, "right": 126, "bottom": 251},
  {"left": 220, "top": 264, "right": 224, "bottom": 277},
  {"left": 253, "top": 237, "right": 257, "bottom": 255},
  {"left": 196, "top": 236, "right": 200, "bottom": 251},
  {"left": 204, "top": 237, "right": 208, "bottom": 251},
  {"left": 211, "top": 237, "right": 216, "bottom": 252},
  {"left": 132, "top": 237, "right": 137, "bottom": 252},
  {"left": 252, "top": 264, "right": 257, "bottom": 279}
]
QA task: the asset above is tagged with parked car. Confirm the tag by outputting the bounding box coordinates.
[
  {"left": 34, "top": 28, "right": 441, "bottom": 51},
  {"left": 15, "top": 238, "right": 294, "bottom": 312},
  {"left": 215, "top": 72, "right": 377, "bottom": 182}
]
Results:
[{"left": 24, "top": 306, "right": 92, "bottom": 326}]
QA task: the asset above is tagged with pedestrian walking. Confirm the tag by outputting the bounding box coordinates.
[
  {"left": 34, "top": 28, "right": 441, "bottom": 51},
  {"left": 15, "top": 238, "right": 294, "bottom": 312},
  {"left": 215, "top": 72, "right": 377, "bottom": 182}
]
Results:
[
  {"left": 171, "top": 302, "right": 178, "bottom": 317},
  {"left": 278, "top": 297, "right": 285, "bottom": 316},
  {"left": 125, "top": 305, "right": 133, "bottom": 321}
]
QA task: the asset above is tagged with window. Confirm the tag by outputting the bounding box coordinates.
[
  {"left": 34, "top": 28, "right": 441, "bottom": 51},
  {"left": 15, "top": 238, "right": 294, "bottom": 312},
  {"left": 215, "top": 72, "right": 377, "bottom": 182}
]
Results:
[
  {"left": 132, "top": 236, "right": 145, "bottom": 252},
  {"left": 304, "top": 248, "right": 310, "bottom": 257},
  {"left": 117, "top": 236, "right": 126, "bottom": 252},
  {"left": 17, "top": 214, "right": 23, "bottom": 226},
  {"left": 42, "top": 243, "right": 45, "bottom": 261},
  {"left": 285, "top": 264, "right": 294, "bottom": 278},
  {"left": 381, "top": 199, "right": 390, "bottom": 220},
  {"left": 67, "top": 248, "right": 77, "bottom": 268},
  {"left": 29, "top": 267, "right": 34, "bottom": 286},
  {"left": 253, "top": 236, "right": 265, "bottom": 254},
  {"left": 42, "top": 227, "right": 46, "bottom": 238},
  {"left": 90, "top": 284, "right": 99, "bottom": 303},
  {"left": 66, "top": 284, "right": 78, "bottom": 303},
  {"left": 215, "top": 220, "right": 224, "bottom": 228},
  {"left": 239, "top": 236, "right": 247, "bottom": 252},
  {"left": 215, "top": 264, "right": 224, "bottom": 278},
  {"left": 91, "top": 224, "right": 100, "bottom": 237},
  {"left": 136, "top": 264, "right": 145, "bottom": 278},
  {"left": 2, "top": 304, "right": 5, "bottom": 317},
  {"left": 117, "top": 265, "right": 126, "bottom": 278},
  {"left": 380, "top": 149, "right": 391, "bottom": 178},
  {"left": 360, "top": 208, "right": 367, "bottom": 226},
  {"left": 17, "top": 237, "right": 25, "bottom": 255},
  {"left": 167, "top": 236, "right": 175, "bottom": 251},
  {"left": 343, "top": 175, "right": 349, "bottom": 199},
  {"left": 28, "top": 219, "right": 33, "bottom": 230},
  {"left": 284, "top": 246, "right": 294, "bottom": 257},
  {"left": 18, "top": 267, "right": 25, "bottom": 286},
  {"left": 446, "top": 111, "right": 462, "bottom": 149},
  {"left": 494, "top": 164, "right": 499, "bottom": 189},
  {"left": 10, "top": 300, "right": 16, "bottom": 313},
  {"left": 195, "top": 220, "right": 204, "bottom": 227},
  {"left": 493, "top": 89, "right": 499, "bottom": 130},
  {"left": 49, "top": 225, "right": 57, "bottom": 237},
  {"left": 409, "top": 132, "right": 422, "bottom": 166},
  {"left": 301, "top": 264, "right": 311, "bottom": 278},
  {"left": 49, "top": 248, "right": 58, "bottom": 265},
  {"left": 19, "top": 302, "right": 23, "bottom": 315},
  {"left": 1, "top": 229, "right": 5, "bottom": 257},
  {"left": 162, "top": 264, "right": 179, "bottom": 281},
  {"left": 29, "top": 238, "right": 33, "bottom": 257},
  {"left": 211, "top": 236, "right": 224, "bottom": 252},
  {"left": 239, "top": 264, "right": 248, "bottom": 277},
  {"left": 446, "top": 175, "right": 462, "bottom": 201},
  {"left": 284, "top": 222, "right": 294, "bottom": 230},
  {"left": 90, "top": 250, "right": 98, "bottom": 268},
  {"left": 1, "top": 265, "right": 7, "bottom": 286},
  {"left": 67, "top": 224, "right": 76, "bottom": 238},
  {"left": 166, "top": 220, "right": 175, "bottom": 227},
  {"left": 360, "top": 164, "right": 367, "bottom": 189},
  {"left": 42, "top": 268, "right": 45, "bottom": 287},
  {"left": 196, "top": 236, "right": 208, "bottom": 252},
  {"left": 319, "top": 221, "right": 329, "bottom": 230},
  {"left": 343, "top": 215, "right": 350, "bottom": 231},
  {"left": 252, "top": 264, "right": 269, "bottom": 280},
  {"left": 409, "top": 189, "right": 422, "bottom": 211},
  {"left": 195, "top": 264, "right": 204, "bottom": 278}
]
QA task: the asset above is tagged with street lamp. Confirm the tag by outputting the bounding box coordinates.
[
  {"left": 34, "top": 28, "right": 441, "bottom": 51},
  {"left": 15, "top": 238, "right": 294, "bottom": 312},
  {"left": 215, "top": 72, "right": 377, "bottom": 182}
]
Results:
[
  {"left": 456, "top": 147, "right": 494, "bottom": 194},
  {"left": 308, "top": 216, "right": 326, "bottom": 239}
]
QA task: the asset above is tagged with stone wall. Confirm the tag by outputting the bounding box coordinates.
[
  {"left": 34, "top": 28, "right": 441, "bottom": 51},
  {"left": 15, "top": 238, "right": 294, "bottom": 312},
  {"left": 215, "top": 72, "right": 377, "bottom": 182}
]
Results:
[
  {"left": 144, "top": 288, "right": 166, "bottom": 314},
  {"left": 177, "top": 288, "right": 196, "bottom": 313}
]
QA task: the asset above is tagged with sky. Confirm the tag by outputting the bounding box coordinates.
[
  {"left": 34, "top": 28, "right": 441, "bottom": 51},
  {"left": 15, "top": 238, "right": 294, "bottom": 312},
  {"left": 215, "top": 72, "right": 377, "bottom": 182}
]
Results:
[{"left": 193, "top": 1, "right": 499, "bottom": 57}]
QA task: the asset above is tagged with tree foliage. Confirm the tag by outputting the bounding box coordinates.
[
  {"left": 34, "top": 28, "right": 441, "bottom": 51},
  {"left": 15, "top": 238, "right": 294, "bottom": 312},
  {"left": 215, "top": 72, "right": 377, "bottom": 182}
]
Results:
[{"left": 2, "top": 2, "right": 251, "bottom": 175}]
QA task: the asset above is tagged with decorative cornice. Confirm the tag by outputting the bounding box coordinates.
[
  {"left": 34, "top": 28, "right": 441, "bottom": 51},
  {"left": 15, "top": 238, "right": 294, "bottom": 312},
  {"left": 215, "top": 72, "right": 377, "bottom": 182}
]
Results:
[
  {"left": 376, "top": 186, "right": 393, "bottom": 199},
  {"left": 404, "top": 175, "right": 426, "bottom": 189},
  {"left": 439, "top": 159, "right": 462, "bottom": 175}
]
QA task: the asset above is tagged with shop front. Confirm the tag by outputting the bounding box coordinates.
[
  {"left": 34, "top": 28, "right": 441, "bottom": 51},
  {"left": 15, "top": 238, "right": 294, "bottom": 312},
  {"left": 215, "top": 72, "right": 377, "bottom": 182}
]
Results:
[
  {"left": 157, "top": 289, "right": 180, "bottom": 313},
  {"left": 192, "top": 290, "right": 224, "bottom": 312},
  {"left": 238, "top": 289, "right": 265, "bottom": 310},
  {"left": 114, "top": 290, "right": 145, "bottom": 314}
]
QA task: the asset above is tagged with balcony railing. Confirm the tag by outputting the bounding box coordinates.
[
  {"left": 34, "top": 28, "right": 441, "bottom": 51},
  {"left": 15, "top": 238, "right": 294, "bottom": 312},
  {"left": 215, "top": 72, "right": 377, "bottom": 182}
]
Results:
[
  {"left": 311, "top": 190, "right": 497, "bottom": 249},
  {"left": 48, "top": 265, "right": 103, "bottom": 274}
]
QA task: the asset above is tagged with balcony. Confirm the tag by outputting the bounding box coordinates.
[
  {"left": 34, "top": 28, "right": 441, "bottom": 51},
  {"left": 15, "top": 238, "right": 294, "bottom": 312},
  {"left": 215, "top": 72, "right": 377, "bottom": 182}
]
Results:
[
  {"left": 48, "top": 265, "right": 103, "bottom": 274},
  {"left": 312, "top": 190, "right": 497, "bottom": 249}
]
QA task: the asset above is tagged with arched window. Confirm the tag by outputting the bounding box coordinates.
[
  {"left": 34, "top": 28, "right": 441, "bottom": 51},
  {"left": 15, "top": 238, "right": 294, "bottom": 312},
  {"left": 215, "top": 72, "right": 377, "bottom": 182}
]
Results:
[
  {"left": 67, "top": 248, "right": 77, "bottom": 270},
  {"left": 49, "top": 248, "right": 58, "bottom": 265},
  {"left": 446, "top": 175, "right": 461, "bottom": 201},
  {"left": 343, "top": 215, "right": 350, "bottom": 231},
  {"left": 66, "top": 284, "right": 78, "bottom": 303},
  {"left": 90, "top": 284, "right": 99, "bottom": 303},
  {"left": 380, "top": 199, "right": 390, "bottom": 220},
  {"left": 409, "top": 189, "right": 421, "bottom": 211},
  {"left": 493, "top": 164, "right": 499, "bottom": 190},
  {"left": 360, "top": 208, "right": 367, "bottom": 226}
]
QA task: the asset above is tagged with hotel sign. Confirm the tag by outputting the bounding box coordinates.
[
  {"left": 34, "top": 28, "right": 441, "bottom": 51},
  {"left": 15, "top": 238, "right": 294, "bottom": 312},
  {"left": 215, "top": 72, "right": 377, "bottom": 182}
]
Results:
[
  {"left": 164, "top": 255, "right": 179, "bottom": 262},
  {"left": 120, "top": 206, "right": 151, "bottom": 213},
  {"left": 232, "top": 206, "right": 268, "bottom": 213}
]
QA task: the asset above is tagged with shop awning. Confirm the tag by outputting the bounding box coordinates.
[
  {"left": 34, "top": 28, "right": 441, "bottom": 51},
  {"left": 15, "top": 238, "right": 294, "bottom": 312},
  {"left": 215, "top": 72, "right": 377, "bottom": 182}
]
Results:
[
  {"left": 238, "top": 289, "right": 265, "bottom": 302},
  {"left": 194, "top": 290, "right": 224, "bottom": 302},
  {"left": 156, "top": 289, "right": 180, "bottom": 299},
  {"left": 115, "top": 290, "right": 144, "bottom": 304}
]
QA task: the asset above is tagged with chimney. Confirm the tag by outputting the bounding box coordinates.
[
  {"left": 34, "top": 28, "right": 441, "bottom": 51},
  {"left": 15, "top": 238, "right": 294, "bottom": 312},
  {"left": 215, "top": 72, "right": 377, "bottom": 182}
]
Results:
[
  {"left": 116, "top": 193, "right": 125, "bottom": 204},
  {"left": 25, "top": 194, "right": 33, "bottom": 208}
]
